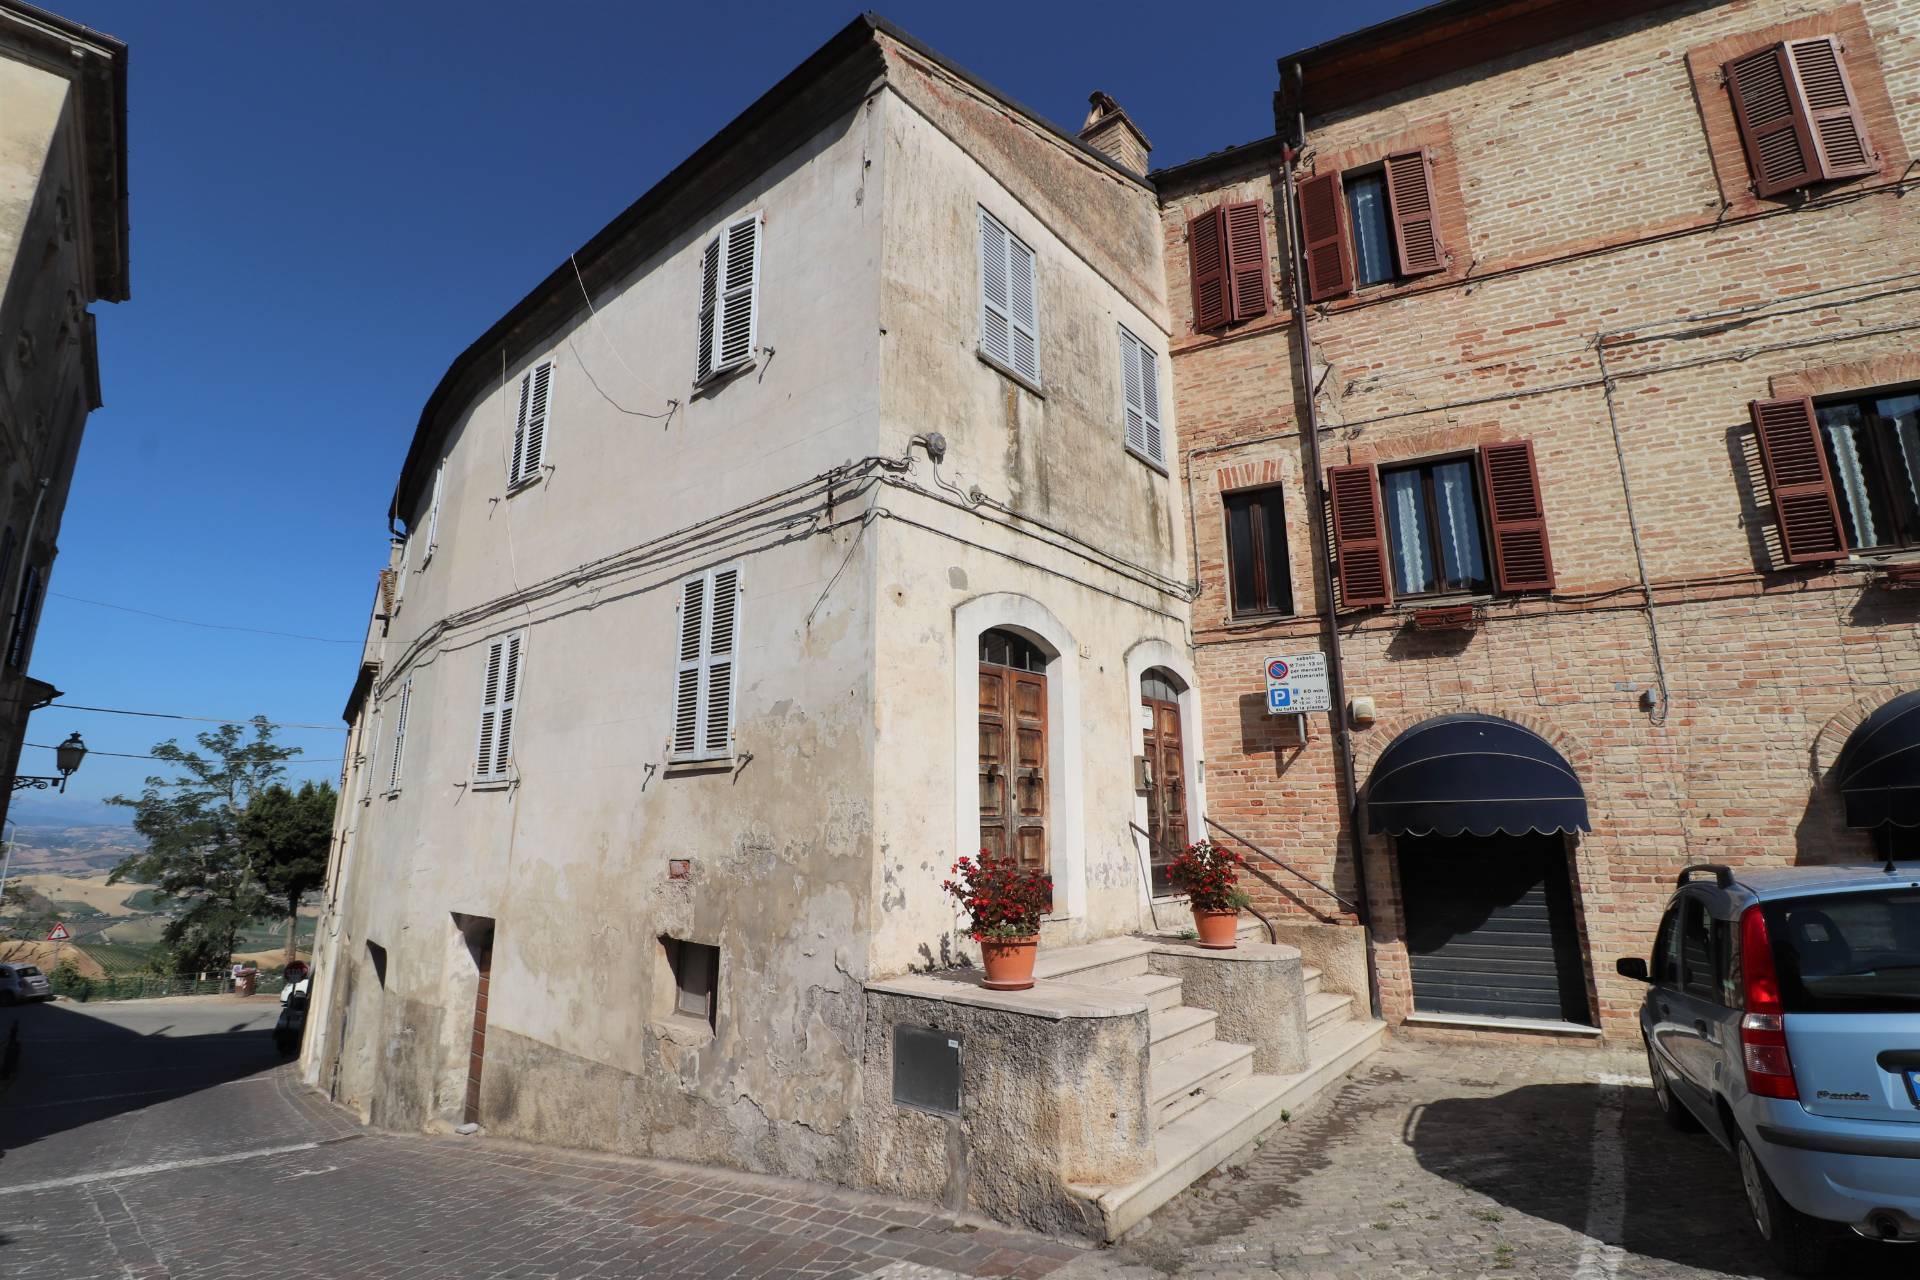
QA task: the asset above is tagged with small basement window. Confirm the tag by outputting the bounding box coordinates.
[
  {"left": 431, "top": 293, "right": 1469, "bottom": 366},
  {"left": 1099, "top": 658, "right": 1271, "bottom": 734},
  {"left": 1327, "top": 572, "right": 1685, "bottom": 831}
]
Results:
[{"left": 662, "top": 937, "right": 719, "bottom": 1032}]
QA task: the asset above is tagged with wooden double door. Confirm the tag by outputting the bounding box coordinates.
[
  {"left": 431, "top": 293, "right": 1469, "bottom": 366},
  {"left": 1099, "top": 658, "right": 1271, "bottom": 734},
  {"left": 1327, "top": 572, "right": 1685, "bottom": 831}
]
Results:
[
  {"left": 978, "top": 630, "right": 1048, "bottom": 874},
  {"left": 1141, "top": 670, "right": 1187, "bottom": 897}
]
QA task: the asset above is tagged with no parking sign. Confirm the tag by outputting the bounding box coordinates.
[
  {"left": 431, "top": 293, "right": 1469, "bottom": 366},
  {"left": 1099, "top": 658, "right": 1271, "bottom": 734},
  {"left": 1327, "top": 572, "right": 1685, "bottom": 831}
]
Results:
[{"left": 1264, "top": 653, "right": 1331, "bottom": 714}]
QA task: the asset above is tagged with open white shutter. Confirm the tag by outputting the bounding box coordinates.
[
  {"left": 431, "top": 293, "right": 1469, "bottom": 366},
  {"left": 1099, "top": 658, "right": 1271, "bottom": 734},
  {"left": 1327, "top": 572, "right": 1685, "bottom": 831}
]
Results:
[
  {"left": 474, "top": 635, "right": 507, "bottom": 780},
  {"left": 979, "top": 209, "right": 1012, "bottom": 368},
  {"left": 521, "top": 361, "right": 553, "bottom": 478},
  {"left": 387, "top": 678, "right": 412, "bottom": 792},
  {"left": 703, "top": 567, "right": 739, "bottom": 757},
  {"left": 672, "top": 575, "right": 705, "bottom": 757},
  {"left": 509, "top": 374, "right": 530, "bottom": 487},
  {"left": 716, "top": 214, "right": 760, "bottom": 372},
  {"left": 695, "top": 236, "right": 721, "bottom": 383},
  {"left": 422, "top": 462, "right": 445, "bottom": 564},
  {"left": 362, "top": 713, "right": 381, "bottom": 802}
]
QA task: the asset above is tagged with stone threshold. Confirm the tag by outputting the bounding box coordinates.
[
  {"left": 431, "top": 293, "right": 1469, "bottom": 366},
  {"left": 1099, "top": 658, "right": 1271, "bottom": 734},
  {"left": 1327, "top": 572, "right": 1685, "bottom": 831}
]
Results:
[{"left": 1402, "top": 1011, "right": 1603, "bottom": 1037}]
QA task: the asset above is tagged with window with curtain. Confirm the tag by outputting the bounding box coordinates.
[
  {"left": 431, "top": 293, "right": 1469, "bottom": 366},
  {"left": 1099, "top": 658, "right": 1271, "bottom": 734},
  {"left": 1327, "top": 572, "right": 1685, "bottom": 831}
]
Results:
[
  {"left": 1345, "top": 170, "right": 1395, "bottom": 288},
  {"left": 1816, "top": 392, "right": 1920, "bottom": 552},
  {"left": 1380, "top": 457, "right": 1490, "bottom": 597}
]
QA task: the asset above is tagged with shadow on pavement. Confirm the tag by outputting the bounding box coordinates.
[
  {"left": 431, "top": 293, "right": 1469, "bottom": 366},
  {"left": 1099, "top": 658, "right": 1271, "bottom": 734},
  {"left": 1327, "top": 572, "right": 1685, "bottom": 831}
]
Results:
[
  {"left": 1406, "top": 1079, "right": 1909, "bottom": 1278},
  {"left": 0, "top": 998, "right": 284, "bottom": 1165}
]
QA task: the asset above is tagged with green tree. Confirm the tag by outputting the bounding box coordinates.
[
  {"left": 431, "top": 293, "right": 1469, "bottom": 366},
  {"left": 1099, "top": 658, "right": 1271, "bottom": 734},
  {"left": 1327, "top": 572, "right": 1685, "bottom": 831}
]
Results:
[
  {"left": 240, "top": 780, "right": 335, "bottom": 964},
  {"left": 107, "top": 718, "right": 299, "bottom": 975}
]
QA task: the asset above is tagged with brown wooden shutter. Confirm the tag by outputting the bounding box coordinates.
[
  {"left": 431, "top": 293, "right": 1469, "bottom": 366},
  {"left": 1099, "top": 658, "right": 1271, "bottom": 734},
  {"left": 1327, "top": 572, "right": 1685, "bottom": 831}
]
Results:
[
  {"left": 1726, "top": 44, "right": 1821, "bottom": 196},
  {"left": 1750, "top": 397, "right": 1846, "bottom": 564},
  {"left": 1384, "top": 149, "right": 1444, "bottom": 276},
  {"left": 1327, "top": 463, "right": 1391, "bottom": 607},
  {"left": 1788, "top": 37, "right": 1875, "bottom": 182},
  {"left": 1296, "top": 171, "right": 1353, "bottom": 303},
  {"left": 1478, "top": 440, "right": 1556, "bottom": 592},
  {"left": 1187, "top": 206, "right": 1229, "bottom": 331},
  {"left": 1223, "top": 200, "right": 1270, "bottom": 322}
]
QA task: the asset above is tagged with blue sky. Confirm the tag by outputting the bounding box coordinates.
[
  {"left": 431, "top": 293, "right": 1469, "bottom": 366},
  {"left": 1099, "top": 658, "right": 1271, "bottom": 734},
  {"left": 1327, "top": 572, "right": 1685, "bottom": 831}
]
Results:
[{"left": 20, "top": 0, "right": 1416, "bottom": 830}]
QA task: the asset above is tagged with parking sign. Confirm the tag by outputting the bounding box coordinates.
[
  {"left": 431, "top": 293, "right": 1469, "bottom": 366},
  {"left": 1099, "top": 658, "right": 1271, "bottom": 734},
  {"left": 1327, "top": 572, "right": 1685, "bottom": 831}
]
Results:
[{"left": 1264, "top": 652, "right": 1331, "bottom": 715}]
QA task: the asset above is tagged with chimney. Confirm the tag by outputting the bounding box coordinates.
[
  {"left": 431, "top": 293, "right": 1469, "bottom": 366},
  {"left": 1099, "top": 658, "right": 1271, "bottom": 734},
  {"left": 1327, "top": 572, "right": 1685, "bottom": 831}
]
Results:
[{"left": 1078, "top": 91, "right": 1151, "bottom": 176}]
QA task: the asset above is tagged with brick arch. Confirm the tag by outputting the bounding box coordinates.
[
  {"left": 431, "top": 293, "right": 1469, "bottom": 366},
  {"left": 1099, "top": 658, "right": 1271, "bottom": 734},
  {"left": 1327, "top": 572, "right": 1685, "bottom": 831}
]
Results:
[
  {"left": 1352, "top": 706, "right": 1593, "bottom": 788},
  {"left": 1811, "top": 686, "right": 1920, "bottom": 782}
]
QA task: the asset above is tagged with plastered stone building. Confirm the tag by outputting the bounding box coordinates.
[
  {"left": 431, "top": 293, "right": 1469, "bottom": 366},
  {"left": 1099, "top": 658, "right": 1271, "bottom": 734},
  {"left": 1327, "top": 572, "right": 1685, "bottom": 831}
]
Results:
[
  {"left": 0, "top": 1, "right": 126, "bottom": 815},
  {"left": 1160, "top": 0, "right": 1920, "bottom": 1042},
  {"left": 309, "top": 15, "right": 1381, "bottom": 1239}
]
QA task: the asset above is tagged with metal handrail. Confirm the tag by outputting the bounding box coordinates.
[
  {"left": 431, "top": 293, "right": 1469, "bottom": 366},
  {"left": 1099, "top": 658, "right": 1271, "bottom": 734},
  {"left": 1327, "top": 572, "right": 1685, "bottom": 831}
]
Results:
[
  {"left": 1203, "top": 816, "right": 1358, "bottom": 916},
  {"left": 1129, "top": 821, "right": 1277, "bottom": 943}
]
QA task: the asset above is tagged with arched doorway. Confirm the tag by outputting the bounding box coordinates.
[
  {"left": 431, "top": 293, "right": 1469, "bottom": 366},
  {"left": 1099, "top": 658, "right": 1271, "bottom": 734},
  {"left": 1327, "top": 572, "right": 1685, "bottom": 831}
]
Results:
[
  {"left": 1367, "top": 714, "right": 1593, "bottom": 1025},
  {"left": 1140, "top": 668, "right": 1187, "bottom": 897},
  {"left": 978, "top": 628, "right": 1049, "bottom": 875}
]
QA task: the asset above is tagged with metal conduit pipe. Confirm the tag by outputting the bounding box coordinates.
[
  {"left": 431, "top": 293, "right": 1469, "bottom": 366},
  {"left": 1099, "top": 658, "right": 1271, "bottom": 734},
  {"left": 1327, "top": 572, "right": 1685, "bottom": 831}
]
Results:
[{"left": 1282, "top": 64, "right": 1381, "bottom": 1021}]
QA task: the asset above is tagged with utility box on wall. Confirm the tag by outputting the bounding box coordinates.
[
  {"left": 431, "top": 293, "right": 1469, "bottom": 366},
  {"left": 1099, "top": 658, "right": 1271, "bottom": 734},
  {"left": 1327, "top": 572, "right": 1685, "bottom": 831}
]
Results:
[{"left": 891, "top": 1023, "right": 962, "bottom": 1115}]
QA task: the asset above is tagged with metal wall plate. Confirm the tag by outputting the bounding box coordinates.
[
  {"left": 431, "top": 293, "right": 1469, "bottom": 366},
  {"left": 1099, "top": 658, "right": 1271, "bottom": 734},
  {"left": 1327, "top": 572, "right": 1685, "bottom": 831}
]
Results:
[{"left": 892, "top": 1023, "right": 962, "bottom": 1115}]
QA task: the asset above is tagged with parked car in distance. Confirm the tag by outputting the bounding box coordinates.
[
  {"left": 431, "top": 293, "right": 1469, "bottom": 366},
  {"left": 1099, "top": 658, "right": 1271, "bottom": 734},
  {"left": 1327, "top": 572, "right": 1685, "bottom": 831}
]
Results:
[
  {"left": 0, "top": 962, "right": 53, "bottom": 1004},
  {"left": 1616, "top": 860, "right": 1920, "bottom": 1274}
]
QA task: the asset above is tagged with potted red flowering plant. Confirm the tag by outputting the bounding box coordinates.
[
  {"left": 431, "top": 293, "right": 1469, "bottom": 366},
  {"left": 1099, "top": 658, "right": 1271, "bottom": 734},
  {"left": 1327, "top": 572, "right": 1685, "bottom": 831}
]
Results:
[
  {"left": 1167, "top": 840, "right": 1250, "bottom": 949},
  {"left": 941, "top": 850, "right": 1053, "bottom": 990}
]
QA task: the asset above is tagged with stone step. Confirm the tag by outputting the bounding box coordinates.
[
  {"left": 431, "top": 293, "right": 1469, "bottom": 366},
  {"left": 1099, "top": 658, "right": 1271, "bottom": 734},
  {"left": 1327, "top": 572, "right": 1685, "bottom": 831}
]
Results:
[
  {"left": 1071, "top": 1017, "right": 1389, "bottom": 1240},
  {"left": 1306, "top": 990, "right": 1353, "bottom": 1037},
  {"left": 1104, "top": 972, "right": 1184, "bottom": 1014},
  {"left": 1148, "top": 1005, "right": 1217, "bottom": 1066},
  {"left": 1149, "top": 1039, "right": 1254, "bottom": 1129},
  {"left": 1030, "top": 936, "right": 1158, "bottom": 987},
  {"left": 1302, "top": 966, "right": 1322, "bottom": 997}
]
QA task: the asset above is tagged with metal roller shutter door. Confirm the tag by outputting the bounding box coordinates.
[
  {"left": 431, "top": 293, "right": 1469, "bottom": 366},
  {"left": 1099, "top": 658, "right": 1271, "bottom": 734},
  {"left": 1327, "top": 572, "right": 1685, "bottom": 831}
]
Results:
[{"left": 1398, "top": 834, "right": 1591, "bottom": 1024}]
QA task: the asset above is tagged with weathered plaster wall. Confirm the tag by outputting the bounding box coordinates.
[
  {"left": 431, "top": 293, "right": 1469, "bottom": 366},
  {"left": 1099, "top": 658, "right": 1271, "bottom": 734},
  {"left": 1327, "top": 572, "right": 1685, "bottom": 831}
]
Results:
[
  {"left": 859, "top": 981, "right": 1153, "bottom": 1237},
  {"left": 310, "top": 100, "right": 889, "bottom": 1183},
  {"left": 864, "top": 81, "right": 1193, "bottom": 975},
  {"left": 1149, "top": 941, "right": 1308, "bottom": 1075}
]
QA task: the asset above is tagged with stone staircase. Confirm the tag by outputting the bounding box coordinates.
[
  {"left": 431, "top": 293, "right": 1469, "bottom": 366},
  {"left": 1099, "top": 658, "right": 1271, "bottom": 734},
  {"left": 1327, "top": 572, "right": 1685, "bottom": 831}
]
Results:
[{"left": 1037, "top": 934, "right": 1386, "bottom": 1239}]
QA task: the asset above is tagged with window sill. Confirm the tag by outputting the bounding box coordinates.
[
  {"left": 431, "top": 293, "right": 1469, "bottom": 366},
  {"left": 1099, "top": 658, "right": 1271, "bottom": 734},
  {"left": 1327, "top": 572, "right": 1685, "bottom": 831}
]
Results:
[
  {"left": 664, "top": 756, "right": 734, "bottom": 776},
  {"left": 649, "top": 1014, "right": 715, "bottom": 1048},
  {"left": 692, "top": 357, "right": 755, "bottom": 398},
  {"left": 976, "top": 349, "right": 1045, "bottom": 398},
  {"left": 1124, "top": 443, "right": 1168, "bottom": 476},
  {"left": 1222, "top": 610, "right": 1296, "bottom": 629},
  {"left": 1389, "top": 592, "right": 1494, "bottom": 613},
  {"left": 505, "top": 471, "right": 546, "bottom": 498},
  {"left": 469, "top": 777, "right": 514, "bottom": 792}
]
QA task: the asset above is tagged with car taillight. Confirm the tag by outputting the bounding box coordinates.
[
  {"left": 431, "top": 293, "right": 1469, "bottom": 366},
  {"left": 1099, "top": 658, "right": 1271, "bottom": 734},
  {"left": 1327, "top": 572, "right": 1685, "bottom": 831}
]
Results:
[{"left": 1740, "top": 905, "right": 1797, "bottom": 1101}]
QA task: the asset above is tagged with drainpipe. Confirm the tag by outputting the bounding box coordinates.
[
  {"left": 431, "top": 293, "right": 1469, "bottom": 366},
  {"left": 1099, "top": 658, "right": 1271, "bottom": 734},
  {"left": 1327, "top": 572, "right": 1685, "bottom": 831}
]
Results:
[{"left": 1281, "top": 66, "right": 1382, "bottom": 1022}]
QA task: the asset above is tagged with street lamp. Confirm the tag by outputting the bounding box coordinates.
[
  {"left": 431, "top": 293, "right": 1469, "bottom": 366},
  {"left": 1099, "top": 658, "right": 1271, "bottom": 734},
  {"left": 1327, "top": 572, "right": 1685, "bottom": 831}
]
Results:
[{"left": 14, "top": 731, "right": 87, "bottom": 792}]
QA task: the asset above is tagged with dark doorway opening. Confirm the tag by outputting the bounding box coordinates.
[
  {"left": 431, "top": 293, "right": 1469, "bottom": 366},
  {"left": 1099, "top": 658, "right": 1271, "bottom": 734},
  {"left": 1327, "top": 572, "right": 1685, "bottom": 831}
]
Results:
[{"left": 452, "top": 914, "right": 495, "bottom": 1126}]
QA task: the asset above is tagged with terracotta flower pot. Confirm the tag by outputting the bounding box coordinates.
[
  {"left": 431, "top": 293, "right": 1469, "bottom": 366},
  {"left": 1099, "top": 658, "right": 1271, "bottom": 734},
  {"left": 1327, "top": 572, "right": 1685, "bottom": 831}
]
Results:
[
  {"left": 979, "top": 934, "right": 1039, "bottom": 990},
  {"left": 1192, "top": 908, "right": 1240, "bottom": 950}
]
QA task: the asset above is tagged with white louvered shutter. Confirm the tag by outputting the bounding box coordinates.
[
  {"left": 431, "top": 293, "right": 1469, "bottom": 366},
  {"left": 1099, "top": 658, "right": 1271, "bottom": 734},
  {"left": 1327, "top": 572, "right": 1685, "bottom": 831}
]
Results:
[
  {"left": 1120, "top": 328, "right": 1164, "bottom": 465},
  {"left": 474, "top": 632, "right": 523, "bottom": 782},
  {"left": 510, "top": 361, "right": 553, "bottom": 486},
  {"left": 493, "top": 631, "right": 521, "bottom": 777},
  {"left": 394, "top": 554, "right": 408, "bottom": 611},
  {"left": 671, "top": 566, "right": 742, "bottom": 760},
  {"left": 695, "top": 236, "right": 720, "bottom": 383},
  {"left": 704, "top": 567, "right": 738, "bottom": 757},
  {"left": 673, "top": 575, "right": 705, "bottom": 757},
  {"left": 362, "top": 714, "right": 380, "bottom": 802},
  {"left": 716, "top": 215, "right": 760, "bottom": 371},
  {"left": 422, "top": 462, "right": 445, "bottom": 564},
  {"left": 1007, "top": 235, "right": 1038, "bottom": 382},
  {"left": 387, "top": 678, "right": 412, "bottom": 792},
  {"left": 979, "top": 210, "right": 1012, "bottom": 369}
]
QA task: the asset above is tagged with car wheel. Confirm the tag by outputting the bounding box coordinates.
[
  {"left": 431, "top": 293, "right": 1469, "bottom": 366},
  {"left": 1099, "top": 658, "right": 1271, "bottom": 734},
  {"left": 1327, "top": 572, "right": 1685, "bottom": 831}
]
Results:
[
  {"left": 1737, "top": 1133, "right": 1834, "bottom": 1276},
  {"left": 1645, "top": 1039, "right": 1700, "bottom": 1132}
]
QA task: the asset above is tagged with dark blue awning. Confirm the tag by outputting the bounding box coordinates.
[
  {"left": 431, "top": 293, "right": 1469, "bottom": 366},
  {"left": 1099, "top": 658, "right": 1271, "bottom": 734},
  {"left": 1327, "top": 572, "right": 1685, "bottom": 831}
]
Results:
[
  {"left": 1834, "top": 690, "right": 1920, "bottom": 830},
  {"left": 1366, "top": 714, "right": 1590, "bottom": 838}
]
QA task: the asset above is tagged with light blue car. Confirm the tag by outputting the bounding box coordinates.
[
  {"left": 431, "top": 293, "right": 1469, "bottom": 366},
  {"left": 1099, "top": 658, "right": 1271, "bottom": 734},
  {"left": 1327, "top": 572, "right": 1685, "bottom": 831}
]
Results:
[{"left": 1617, "top": 861, "right": 1920, "bottom": 1274}]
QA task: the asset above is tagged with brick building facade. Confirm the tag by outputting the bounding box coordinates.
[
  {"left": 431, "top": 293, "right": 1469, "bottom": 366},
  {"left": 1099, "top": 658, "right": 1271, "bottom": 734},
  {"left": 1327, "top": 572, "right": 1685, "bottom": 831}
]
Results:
[{"left": 1155, "top": 0, "right": 1920, "bottom": 1039}]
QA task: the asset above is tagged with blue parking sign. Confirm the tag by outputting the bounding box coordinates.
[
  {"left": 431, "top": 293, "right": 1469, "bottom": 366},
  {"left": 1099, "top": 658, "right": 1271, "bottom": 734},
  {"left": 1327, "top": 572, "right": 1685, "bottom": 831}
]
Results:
[{"left": 1268, "top": 687, "right": 1293, "bottom": 712}]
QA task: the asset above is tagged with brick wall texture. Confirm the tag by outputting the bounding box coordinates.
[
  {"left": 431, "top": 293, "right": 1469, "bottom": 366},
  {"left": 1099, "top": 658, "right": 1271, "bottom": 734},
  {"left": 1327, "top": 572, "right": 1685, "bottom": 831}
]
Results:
[{"left": 1159, "top": 0, "right": 1920, "bottom": 1038}]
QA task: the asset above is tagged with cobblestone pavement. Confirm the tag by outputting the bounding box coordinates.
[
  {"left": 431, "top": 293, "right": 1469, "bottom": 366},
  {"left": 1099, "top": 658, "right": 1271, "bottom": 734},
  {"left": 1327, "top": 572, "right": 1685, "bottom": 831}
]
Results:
[
  {"left": 0, "top": 998, "right": 1080, "bottom": 1279},
  {"left": 1057, "top": 1036, "right": 1909, "bottom": 1280}
]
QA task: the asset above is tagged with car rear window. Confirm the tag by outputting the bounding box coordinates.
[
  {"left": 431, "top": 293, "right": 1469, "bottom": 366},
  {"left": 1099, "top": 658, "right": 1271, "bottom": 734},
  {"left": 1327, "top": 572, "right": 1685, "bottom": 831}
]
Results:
[{"left": 1761, "top": 889, "right": 1920, "bottom": 1013}]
